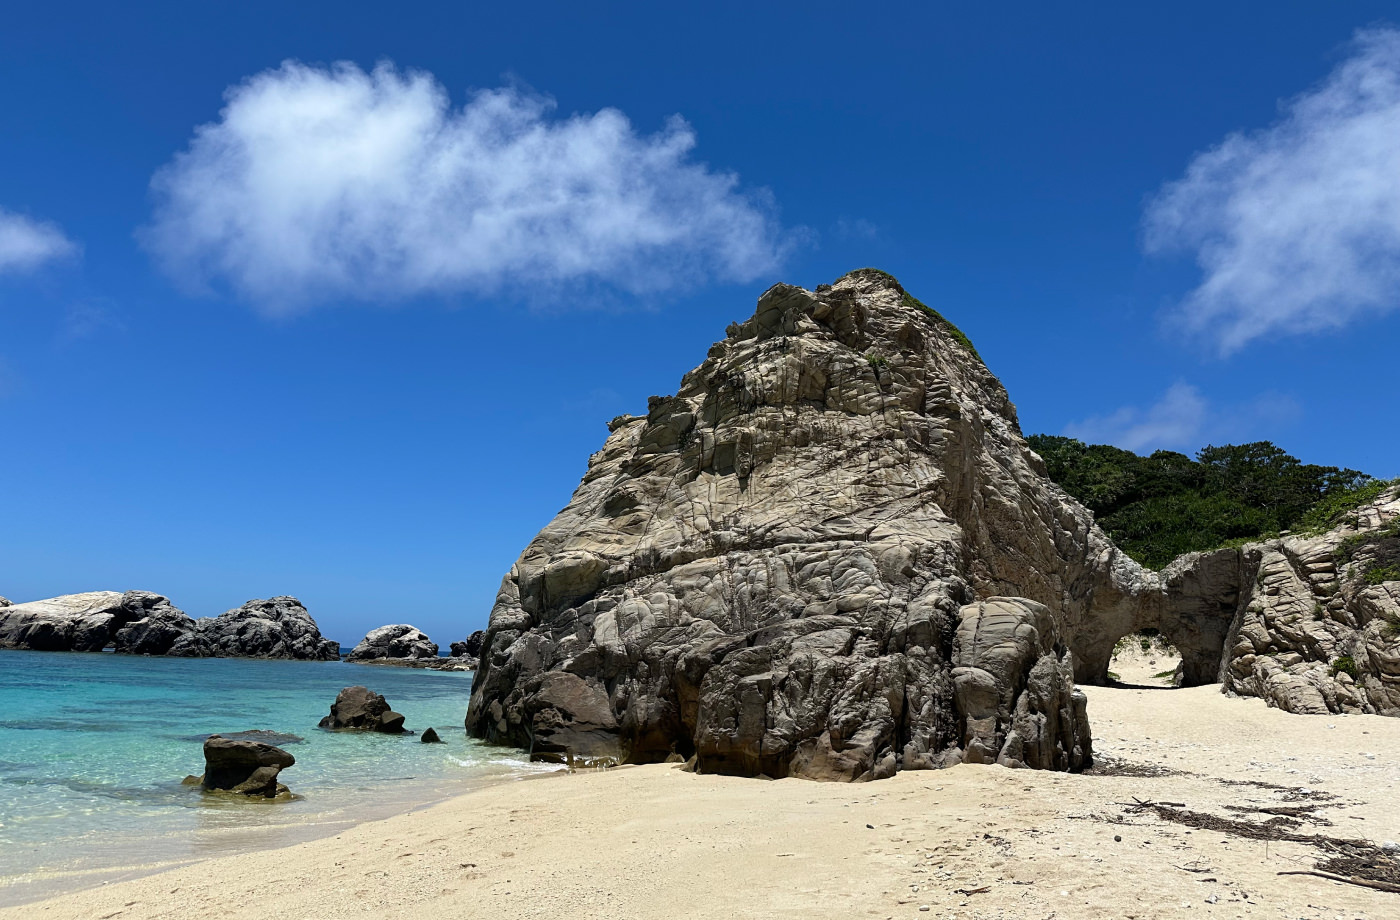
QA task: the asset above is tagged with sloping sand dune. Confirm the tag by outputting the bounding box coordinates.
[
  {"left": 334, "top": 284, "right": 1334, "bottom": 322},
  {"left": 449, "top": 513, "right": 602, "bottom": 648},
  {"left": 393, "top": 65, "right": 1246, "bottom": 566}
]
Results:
[{"left": 7, "top": 684, "right": 1397, "bottom": 920}]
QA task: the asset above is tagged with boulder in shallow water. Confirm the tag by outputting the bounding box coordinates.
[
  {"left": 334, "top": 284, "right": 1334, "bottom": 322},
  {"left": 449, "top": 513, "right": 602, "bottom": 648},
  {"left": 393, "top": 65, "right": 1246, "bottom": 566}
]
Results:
[
  {"left": 348, "top": 624, "right": 438, "bottom": 661},
  {"left": 319, "top": 686, "right": 407, "bottom": 733},
  {"left": 199, "top": 735, "right": 296, "bottom": 797},
  {"left": 421, "top": 727, "right": 443, "bottom": 743}
]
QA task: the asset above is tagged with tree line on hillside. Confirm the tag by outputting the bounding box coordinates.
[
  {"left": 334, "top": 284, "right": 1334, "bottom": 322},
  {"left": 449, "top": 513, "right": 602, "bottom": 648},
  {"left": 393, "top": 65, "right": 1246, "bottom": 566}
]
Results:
[{"left": 1025, "top": 436, "right": 1380, "bottom": 569}]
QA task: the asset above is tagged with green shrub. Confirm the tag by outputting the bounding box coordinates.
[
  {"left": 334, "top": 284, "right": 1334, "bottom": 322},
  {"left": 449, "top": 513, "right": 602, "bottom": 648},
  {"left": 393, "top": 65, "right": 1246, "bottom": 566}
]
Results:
[
  {"left": 865, "top": 351, "right": 888, "bottom": 370},
  {"left": 900, "top": 292, "right": 982, "bottom": 362},
  {"left": 1330, "top": 656, "right": 1360, "bottom": 679},
  {"left": 1365, "top": 564, "right": 1400, "bottom": 586},
  {"left": 1296, "top": 478, "right": 1398, "bottom": 533}
]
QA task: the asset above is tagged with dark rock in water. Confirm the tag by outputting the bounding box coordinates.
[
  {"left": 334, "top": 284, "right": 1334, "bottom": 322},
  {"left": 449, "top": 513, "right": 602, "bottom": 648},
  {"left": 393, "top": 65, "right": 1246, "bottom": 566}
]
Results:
[
  {"left": 420, "top": 727, "right": 443, "bottom": 743},
  {"left": 450, "top": 630, "right": 485, "bottom": 659},
  {"left": 319, "top": 686, "right": 407, "bottom": 733},
  {"left": 348, "top": 624, "right": 438, "bottom": 661},
  {"left": 189, "top": 597, "right": 340, "bottom": 660},
  {"left": 199, "top": 735, "right": 295, "bottom": 797}
]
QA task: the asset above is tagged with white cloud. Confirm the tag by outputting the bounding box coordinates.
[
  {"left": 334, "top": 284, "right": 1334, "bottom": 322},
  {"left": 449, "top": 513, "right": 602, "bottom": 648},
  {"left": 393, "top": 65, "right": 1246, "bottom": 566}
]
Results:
[
  {"left": 0, "top": 209, "right": 76, "bottom": 274},
  {"left": 1062, "top": 384, "right": 1304, "bottom": 453},
  {"left": 1145, "top": 28, "right": 1400, "bottom": 353},
  {"left": 1063, "top": 382, "right": 1207, "bottom": 453},
  {"left": 143, "top": 61, "right": 790, "bottom": 311}
]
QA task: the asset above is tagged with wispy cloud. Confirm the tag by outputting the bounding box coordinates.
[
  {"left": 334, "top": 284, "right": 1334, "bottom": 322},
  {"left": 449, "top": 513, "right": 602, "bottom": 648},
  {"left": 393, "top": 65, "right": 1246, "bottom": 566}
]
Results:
[
  {"left": 1064, "top": 382, "right": 1208, "bottom": 452},
  {"left": 0, "top": 208, "right": 77, "bottom": 274},
  {"left": 143, "top": 61, "right": 791, "bottom": 312},
  {"left": 1145, "top": 28, "right": 1400, "bottom": 353},
  {"left": 1062, "top": 383, "right": 1301, "bottom": 453}
]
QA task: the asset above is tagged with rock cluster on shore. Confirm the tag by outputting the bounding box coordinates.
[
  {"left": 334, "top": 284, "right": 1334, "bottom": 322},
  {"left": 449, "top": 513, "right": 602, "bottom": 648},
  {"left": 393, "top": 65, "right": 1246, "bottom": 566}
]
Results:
[
  {"left": 462, "top": 270, "right": 1400, "bottom": 779},
  {"left": 0, "top": 593, "right": 339, "bottom": 659}
]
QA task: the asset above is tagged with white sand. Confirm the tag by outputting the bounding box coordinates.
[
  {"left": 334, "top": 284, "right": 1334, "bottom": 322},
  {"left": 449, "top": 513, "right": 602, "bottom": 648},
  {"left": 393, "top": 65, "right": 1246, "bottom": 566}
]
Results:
[{"left": 7, "top": 684, "right": 1399, "bottom": 920}]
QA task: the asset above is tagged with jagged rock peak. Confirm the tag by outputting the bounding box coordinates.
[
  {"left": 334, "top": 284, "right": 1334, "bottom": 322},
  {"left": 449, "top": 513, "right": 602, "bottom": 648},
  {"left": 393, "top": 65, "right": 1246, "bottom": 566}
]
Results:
[{"left": 464, "top": 270, "right": 1141, "bottom": 780}]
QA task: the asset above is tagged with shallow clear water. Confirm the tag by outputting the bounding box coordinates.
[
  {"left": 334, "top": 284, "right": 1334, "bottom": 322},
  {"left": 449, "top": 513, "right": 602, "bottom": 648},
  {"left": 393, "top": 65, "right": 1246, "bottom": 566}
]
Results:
[{"left": 0, "top": 650, "right": 542, "bottom": 904}]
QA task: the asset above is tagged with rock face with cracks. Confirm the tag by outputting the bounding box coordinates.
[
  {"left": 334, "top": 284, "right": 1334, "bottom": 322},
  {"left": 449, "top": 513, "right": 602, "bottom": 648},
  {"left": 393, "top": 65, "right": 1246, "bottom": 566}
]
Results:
[
  {"left": 465, "top": 271, "right": 1125, "bottom": 778},
  {"left": 1206, "top": 487, "right": 1400, "bottom": 715}
]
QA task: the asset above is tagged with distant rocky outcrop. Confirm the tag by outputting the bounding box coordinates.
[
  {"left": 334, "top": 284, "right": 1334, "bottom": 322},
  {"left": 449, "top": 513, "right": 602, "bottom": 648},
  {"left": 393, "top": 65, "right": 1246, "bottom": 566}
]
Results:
[
  {"left": 0, "top": 592, "right": 339, "bottom": 660},
  {"left": 450, "top": 631, "right": 485, "bottom": 659},
  {"left": 0, "top": 591, "right": 183, "bottom": 653},
  {"left": 348, "top": 624, "right": 439, "bottom": 661},
  {"left": 196, "top": 734, "right": 296, "bottom": 797},
  {"left": 0, "top": 596, "right": 10, "bottom": 607},
  {"left": 180, "top": 597, "right": 340, "bottom": 660},
  {"left": 319, "top": 686, "right": 407, "bottom": 733},
  {"left": 112, "top": 592, "right": 201, "bottom": 655},
  {"left": 465, "top": 271, "right": 1136, "bottom": 779}
]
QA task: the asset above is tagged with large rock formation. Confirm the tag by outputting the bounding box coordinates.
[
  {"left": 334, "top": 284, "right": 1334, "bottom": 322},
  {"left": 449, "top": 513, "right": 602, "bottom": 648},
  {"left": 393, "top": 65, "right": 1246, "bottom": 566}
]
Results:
[
  {"left": 0, "top": 591, "right": 187, "bottom": 653},
  {"left": 0, "top": 592, "right": 338, "bottom": 660},
  {"left": 464, "top": 271, "right": 1133, "bottom": 778},
  {"left": 450, "top": 631, "right": 486, "bottom": 659},
  {"left": 179, "top": 597, "right": 340, "bottom": 660},
  {"left": 348, "top": 624, "right": 439, "bottom": 661}
]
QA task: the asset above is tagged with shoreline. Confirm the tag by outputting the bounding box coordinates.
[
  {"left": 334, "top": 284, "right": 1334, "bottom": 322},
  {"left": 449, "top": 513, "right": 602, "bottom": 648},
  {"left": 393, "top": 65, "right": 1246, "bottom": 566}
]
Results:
[
  {"left": 5, "top": 684, "right": 1398, "bottom": 920},
  {"left": 0, "top": 753, "right": 557, "bottom": 909}
]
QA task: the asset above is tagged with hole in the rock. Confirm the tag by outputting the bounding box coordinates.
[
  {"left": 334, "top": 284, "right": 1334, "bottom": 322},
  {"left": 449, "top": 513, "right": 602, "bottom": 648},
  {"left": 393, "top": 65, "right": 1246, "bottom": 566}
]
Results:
[{"left": 1106, "top": 629, "right": 1184, "bottom": 688}]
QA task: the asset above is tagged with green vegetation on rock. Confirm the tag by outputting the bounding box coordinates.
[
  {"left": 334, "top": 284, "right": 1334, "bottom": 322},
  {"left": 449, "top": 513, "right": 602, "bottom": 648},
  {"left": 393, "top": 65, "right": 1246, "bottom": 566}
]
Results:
[
  {"left": 836, "top": 268, "right": 983, "bottom": 363},
  {"left": 1028, "top": 436, "right": 1372, "bottom": 569}
]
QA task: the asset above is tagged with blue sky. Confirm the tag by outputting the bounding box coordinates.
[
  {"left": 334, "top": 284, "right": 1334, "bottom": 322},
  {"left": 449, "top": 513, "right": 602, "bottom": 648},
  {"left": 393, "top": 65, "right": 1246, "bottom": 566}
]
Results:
[{"left": 4, "top": 2, "right": 1400, "bottom": 644}]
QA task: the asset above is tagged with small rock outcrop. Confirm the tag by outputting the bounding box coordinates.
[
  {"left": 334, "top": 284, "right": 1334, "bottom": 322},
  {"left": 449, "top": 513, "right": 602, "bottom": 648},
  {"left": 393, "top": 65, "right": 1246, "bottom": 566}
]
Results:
[
  {"left": 450, "top": 631, "right": 486, "bottom": 659},
  {"left": 421, "top": 727, "right": 443, "bottom": 743},
  {"left": 465, "top": 271, "right": 1137, "bottom": 779},
  {"left": 1200, "top": 487, "right": 1400, "bottom": 715},
  {"left": 319, "top": 686, "right": 407, "bottom": 733},
  {"left": 198, "top": 734, "right": 296, "bottom": 797},
  {"left": 187, "top": 597, "right": 340, "bottom": 660},
  {"left": 348, "top": 624, "right": 439, "bottom": 661}
]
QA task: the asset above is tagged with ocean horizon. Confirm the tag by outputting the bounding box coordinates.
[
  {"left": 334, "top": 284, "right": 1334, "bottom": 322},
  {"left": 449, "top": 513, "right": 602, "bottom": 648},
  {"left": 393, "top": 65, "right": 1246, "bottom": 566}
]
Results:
[{"left": 0, "top": 650, "right": 545, "bottom": 906}]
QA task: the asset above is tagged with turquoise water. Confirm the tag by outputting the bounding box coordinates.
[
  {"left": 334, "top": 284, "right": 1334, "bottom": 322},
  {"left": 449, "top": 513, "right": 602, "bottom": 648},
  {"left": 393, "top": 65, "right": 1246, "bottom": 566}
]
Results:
[{"left": 0, "top": 650, "right": 543, "bottom": 904}]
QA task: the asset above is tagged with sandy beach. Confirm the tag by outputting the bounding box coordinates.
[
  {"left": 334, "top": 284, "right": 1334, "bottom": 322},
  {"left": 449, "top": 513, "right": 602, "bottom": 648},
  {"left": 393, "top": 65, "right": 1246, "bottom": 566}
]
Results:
[{"left": 6, "top": 681, "right": 1396, "bottom": 920}]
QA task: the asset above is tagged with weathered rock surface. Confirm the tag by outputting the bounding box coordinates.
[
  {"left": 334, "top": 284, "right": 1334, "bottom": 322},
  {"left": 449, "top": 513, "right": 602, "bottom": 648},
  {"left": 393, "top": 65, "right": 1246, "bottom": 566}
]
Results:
[
  {"left": 952, "top": 598, "right": 1091, "bottom": 770},
  {"left": 187, "top": 597, "right": 340, "bottom": 660},
  {"left": 319, "top": 686, "right": 407, "bottom": 733},
  {"left": 0, "top": 591, "right": 190, "bottom": 653},
  {"left": 1191, "top": 487, "right": 1400, "bottom": 715},
  {"left": 112, "top": 592, "right": 201, "bottom": 655},
  {"left": 450, "top": 631, "right": 486, "bottom": 659},
  {"left": 198, "top": 735, "right": 295, "bottom": 797},
  {"left": 348, "top": 624, "right": 439, "bottom": 661},
  {"left": 465, "top": 271, "right": 1136, "bottom": 778}
]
